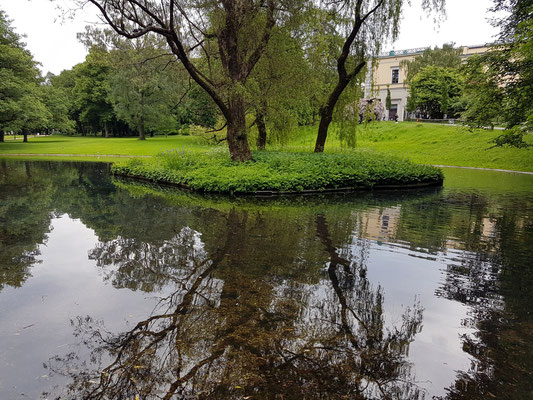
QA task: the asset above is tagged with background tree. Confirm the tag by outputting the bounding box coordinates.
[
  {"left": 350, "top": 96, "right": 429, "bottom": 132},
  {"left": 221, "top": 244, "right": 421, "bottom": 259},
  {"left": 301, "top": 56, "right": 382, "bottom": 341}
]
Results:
[
  {"left": 400, "top": 43, "right": 463, "bottom": 84},
  {"left": 487, "top": 0, "right": 532, "bottom": 131},
  {"left": 460, "top": 54, "right": 503, "bottom": 129},
  {"left": 40, "top": 75, "right": 76, "bottom": 135},
  {"left": 248, "top": 26, "right": 314, "bottom": 149},
  {"left": 407, "top": 65, "right": 463, "bottom": 119},
  {"left": 0, "top": 9, "right": 42, "bottom": 142},
  {"left": 105, "top": 35, "right": 185, "bottom": 140},
  {"left": 459, "top": 1, "right": 532, "bottom": 147},
  {"left": 71, "top": 51, "right": 115, "bottom": 137},
  {"left": 48, "top": 68, "right": 84, "bottom": 135},
  {"left": 15, "top": 89, "right": 51, "bottom": 142}
]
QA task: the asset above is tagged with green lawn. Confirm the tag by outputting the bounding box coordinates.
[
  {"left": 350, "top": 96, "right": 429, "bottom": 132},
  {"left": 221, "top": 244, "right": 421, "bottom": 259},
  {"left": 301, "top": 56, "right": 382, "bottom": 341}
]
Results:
[
  {"left": 1, "top": 122, "right": 532, "bottom": 171},
  {"left": 0, "top": 135, "right": 207, "bottom": 156},
  {"left": 283, "top": 122, "right": 533, "bottom": 172}
]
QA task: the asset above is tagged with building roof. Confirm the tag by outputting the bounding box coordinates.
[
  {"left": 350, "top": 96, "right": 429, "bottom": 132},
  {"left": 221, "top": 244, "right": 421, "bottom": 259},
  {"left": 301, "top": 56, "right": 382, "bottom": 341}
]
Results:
[
  {"left": 378, "top": 47, "right": 427, "bottom": 58},
  {"left": 378, "top": 44, "right": 490, "bottom": 59}
]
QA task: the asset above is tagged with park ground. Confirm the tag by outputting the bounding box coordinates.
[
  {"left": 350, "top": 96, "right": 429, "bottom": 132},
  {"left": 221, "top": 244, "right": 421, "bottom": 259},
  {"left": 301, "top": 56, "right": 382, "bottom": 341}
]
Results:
[{"left": 0, "top": 122, "right": 532, "bottom": 172}]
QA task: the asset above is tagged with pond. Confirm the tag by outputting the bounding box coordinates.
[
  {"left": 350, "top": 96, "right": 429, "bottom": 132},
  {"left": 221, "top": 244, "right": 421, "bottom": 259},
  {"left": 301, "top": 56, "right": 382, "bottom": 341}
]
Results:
[{"left": 0, "top": 160, "right": 532, "bottom": 399}]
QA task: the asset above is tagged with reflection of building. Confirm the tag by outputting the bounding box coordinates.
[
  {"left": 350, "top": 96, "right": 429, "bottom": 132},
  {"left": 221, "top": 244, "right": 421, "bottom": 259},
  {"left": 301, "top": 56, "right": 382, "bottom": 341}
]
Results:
[
  {"left": 366, "top": 45, "right": 489, "bottom": 121},
  {"left": 359, "top": 206, "right": 401, "bottom": 242}
]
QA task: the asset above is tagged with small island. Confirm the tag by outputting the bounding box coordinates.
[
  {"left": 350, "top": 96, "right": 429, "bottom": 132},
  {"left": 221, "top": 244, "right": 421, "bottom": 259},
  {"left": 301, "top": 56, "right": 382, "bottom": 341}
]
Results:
[{"left": 112, "top": 149, "right": 444, "bottom": 194}]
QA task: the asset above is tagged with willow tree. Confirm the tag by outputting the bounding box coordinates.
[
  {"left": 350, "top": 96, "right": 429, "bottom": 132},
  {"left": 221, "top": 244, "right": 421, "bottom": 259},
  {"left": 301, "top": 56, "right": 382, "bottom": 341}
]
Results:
[
  {"left": 313, "top": 0, "right": 445, "bottom": 152},
  {"left": 84, "top": 0, "right": 300, "bottom": 161}
]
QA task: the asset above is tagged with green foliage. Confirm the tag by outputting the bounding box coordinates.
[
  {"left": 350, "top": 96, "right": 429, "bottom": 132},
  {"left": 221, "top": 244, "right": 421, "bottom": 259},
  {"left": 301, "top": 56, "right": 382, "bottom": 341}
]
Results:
[
  {"left": 71, "top": 50, "right": 115, "bottom": 135},
  {"left": 490, "top": 127, "right": 530, "bottom": 149},
  {"left": 386, "top": 85, "right": 392, "bottom": 110},
  {"left": 174, "top": 85, "right": 218, "bottom": 128},
  {"left": 460, "top": 54, "right": 503, "bottom": 130},
  {"left": 113, "top": 149, "right": 443, "bottom": 193},
  {"left": 463, "top": 2, "right": 533, "bottom": 133},
  {"left": 408, "top": 66, "right": 464, "bottom": 119},
  {"left": 0, "top": 9, "right": 48, "bottom": 137},
  {"left": 400, "top": 43, "right": 463, "bottom": 83},
  {"left": 105, "top": 35, "right": 182, "bottom": 138}
]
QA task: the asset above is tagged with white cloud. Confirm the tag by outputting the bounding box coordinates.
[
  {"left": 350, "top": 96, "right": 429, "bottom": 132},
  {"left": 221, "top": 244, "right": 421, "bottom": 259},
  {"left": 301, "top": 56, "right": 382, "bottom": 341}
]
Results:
[
  {"left": 1, "top": 0, "right": 503, "bottom": 74},
  {"left": 1, "top": 0, "right": 99, "bottom": 75}
]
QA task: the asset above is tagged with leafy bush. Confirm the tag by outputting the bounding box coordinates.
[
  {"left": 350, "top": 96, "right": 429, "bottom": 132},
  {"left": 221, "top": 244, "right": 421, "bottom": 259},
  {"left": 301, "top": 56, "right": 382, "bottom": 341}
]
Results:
[
  {"left": 490, "top": 127, "right": 530, "bottom": 149},
  {"left": 112, "top": 149, "right": 443, "bottom": 194}
]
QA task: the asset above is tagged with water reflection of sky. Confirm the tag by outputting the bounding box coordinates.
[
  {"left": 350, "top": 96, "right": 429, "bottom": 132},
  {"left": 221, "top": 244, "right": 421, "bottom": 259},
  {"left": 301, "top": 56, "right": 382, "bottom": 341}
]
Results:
[
  {"left": 1, "top": 216, "right": 159, "bottom": 398},
  {"left": 367, "top": 241, "right": 475, "bottom": 396}
]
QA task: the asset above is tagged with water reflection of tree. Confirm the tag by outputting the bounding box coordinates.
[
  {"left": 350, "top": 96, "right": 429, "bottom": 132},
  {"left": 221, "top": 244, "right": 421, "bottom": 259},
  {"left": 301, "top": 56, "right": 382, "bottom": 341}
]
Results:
[
  {"left": 432, "top": 195, "right": 533, "bottom": 399},
  {"left": 0, "top": 161, "right": 57, "bottom": 289},
  {"left": 0, "top": 161, "right": 112, "bottom": 291},
  {"left": 54, "top": 210, "right": 425, "bottom": 399}
]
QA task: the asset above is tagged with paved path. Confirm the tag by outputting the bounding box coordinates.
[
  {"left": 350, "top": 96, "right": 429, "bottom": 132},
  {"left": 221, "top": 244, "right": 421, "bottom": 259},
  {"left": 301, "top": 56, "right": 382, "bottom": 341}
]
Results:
[{"left": 433, "top": 165, "right": 533, "bottom": 175}]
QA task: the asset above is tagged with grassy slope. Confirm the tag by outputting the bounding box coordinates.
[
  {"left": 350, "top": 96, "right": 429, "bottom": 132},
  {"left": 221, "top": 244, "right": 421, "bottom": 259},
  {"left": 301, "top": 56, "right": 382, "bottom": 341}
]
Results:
[
  {"left": 284, "top": 122, "right": 533, "bottom": 172},
  {"left": 0, "top": 122, "right": 531, "bottom": 171}
]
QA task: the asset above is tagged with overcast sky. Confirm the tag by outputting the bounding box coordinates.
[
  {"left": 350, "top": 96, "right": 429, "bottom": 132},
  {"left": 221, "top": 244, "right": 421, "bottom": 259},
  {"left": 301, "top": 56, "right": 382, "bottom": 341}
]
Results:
[{"left": 2, "top": 0, "right": 501, "bottom": 75}]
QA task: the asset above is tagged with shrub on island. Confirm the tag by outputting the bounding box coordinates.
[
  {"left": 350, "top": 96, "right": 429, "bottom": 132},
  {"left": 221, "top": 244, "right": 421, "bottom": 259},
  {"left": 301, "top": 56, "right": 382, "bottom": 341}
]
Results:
[{"left": 111, "top": 148, "right": 443, "bottom": 194}]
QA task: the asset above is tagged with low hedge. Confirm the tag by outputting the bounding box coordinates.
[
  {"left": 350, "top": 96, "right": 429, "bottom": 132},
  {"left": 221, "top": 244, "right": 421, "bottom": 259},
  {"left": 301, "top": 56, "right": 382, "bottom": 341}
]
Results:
[{"left": 111, "top": 148, "right": 443, "bottom": 194}]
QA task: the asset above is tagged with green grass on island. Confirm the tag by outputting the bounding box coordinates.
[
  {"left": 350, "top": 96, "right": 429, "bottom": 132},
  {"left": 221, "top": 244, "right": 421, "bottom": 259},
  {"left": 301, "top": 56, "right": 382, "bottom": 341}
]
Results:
[{"left": 112, "top": 149, "right": 443, "bottom": 193}]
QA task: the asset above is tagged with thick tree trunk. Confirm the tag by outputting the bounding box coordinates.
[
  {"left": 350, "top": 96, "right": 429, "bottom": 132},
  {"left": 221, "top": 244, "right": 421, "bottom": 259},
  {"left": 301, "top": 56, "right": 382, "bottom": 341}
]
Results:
[
  {"left": 315, "top": 60, "right": 366, "bottom": 153},
  {"left": 23, "top": 130, "right": 28, "bottom": 143},
  {"left": 314, "top": 79, "right": 351, "bottom": 153},
  {"left": 227, "top": 96, "right": 251, "bottom": 162},
  {"left": 256, "top": 107, "right": 267, "bottom": 150},
  {"left": 0, "top": 131, "right": 4, "bottom": 142},
  {"left": 139, "top": 118, "right": 146, "bottom": 140},
  {"left": 104, "top": 121, "right": 109, "bottom": 138}
]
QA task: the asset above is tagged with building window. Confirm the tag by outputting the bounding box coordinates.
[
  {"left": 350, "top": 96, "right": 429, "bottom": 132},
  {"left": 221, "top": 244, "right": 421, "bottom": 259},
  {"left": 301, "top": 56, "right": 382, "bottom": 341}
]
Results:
[{"left": 391, "top": 68, "right": 399, "bottom": 84}]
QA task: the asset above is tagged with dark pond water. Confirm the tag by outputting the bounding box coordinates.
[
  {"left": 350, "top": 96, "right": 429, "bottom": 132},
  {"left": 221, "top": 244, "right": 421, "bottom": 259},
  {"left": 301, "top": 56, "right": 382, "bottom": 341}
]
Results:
[{"left": 0, "top": 160, "right": 532, "bottom": 400}]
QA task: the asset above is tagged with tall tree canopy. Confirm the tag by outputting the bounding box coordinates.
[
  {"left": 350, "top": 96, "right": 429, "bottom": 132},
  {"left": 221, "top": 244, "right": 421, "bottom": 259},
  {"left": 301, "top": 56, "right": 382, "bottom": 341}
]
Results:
[
  {"left": 488, "top": 0, "right": 533, "bottom": 130},
  {"left": 407, "top": 65, "right": 463, "bottom": 119},
  {"left": 0, "top": 9, "right": 44, "bottom": 142},
  {"left": 461, "top": 0, "right": 532, "bottom": 138},
  {"left": 83, "top": 0, "right": 304, "bottom": 161},
  {"left": 399, "top": 43, "right": 463, "bottom": 84}
]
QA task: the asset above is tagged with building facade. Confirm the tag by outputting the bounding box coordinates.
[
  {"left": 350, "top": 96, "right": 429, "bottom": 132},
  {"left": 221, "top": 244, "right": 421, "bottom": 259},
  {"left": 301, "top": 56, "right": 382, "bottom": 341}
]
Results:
[{"left": 366, "top": 45, "right": 488, "bottom": 121}]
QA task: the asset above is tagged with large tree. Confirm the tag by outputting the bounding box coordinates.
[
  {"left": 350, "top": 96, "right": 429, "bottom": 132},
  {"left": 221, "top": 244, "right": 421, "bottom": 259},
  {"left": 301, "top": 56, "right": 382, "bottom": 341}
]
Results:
[
  {"left": 407, "top": 65, "right": 463, "bottom": 119},
  {"left": 0, "top": 9, "right": 42, "bottom": 142},
  {"left": 399, "top": 43, "right": 463, "bottom": 84},
  {"left": 71, "top": 51, "right": 115, "bottom": 136},
  {"left": 487, "top": 0, "right": 533, "bottom": 131},
  {"left": 313, "top": 0, "right": 445, "bottom": 152},
  {"left": 83, "top": 0, "right": 301, "bottom": 161},
  {"left": 459, "top": 1, "right": 532, "bottom": 145}
]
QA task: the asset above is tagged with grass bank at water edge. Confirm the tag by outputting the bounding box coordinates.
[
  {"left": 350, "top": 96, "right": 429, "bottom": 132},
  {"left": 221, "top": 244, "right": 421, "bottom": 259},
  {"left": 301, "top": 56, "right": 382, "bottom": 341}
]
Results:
[{"left": 112, "top": 149, "right": 443, "bottom": 194}]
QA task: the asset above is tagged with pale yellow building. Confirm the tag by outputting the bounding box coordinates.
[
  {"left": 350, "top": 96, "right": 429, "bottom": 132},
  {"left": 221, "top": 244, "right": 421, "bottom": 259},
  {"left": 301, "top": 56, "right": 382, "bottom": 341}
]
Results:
[{"left": 366, "top": 45, "right": 489, "bottom": 121}]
